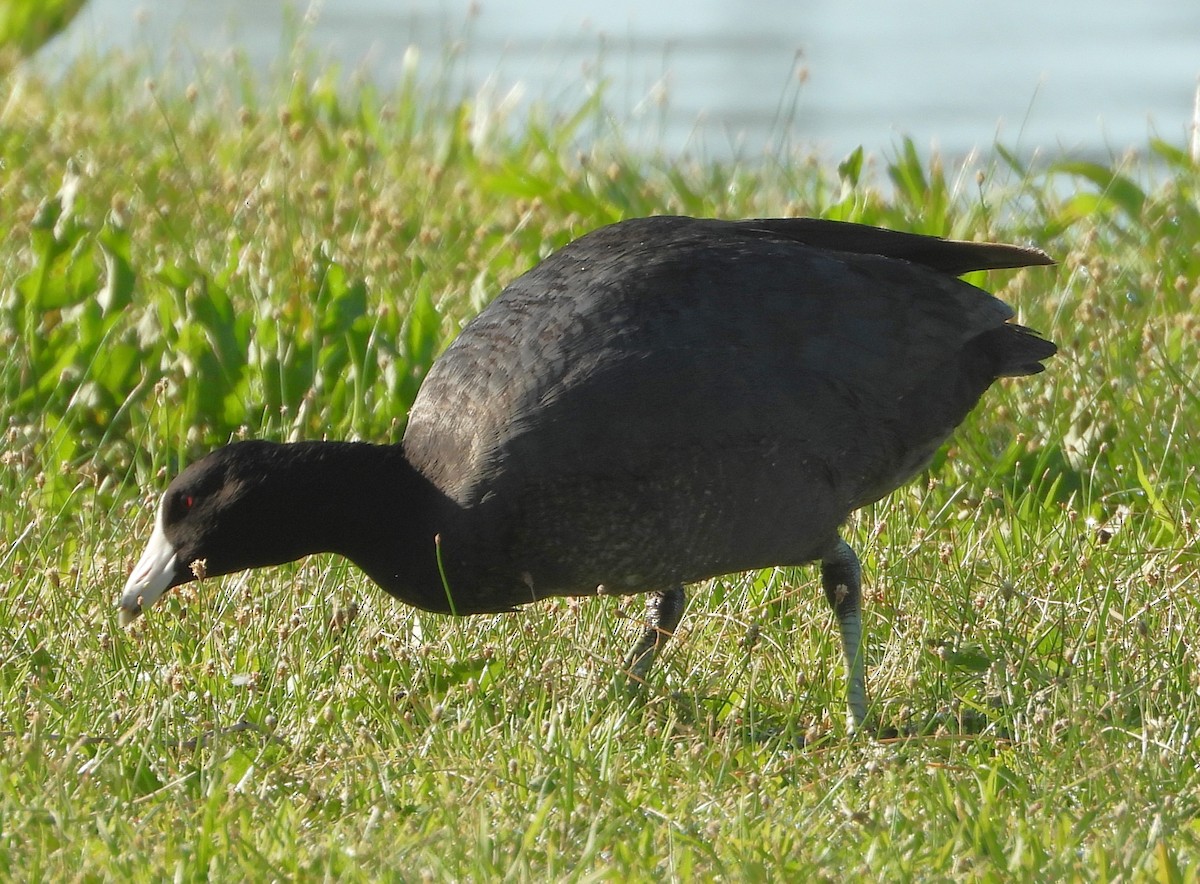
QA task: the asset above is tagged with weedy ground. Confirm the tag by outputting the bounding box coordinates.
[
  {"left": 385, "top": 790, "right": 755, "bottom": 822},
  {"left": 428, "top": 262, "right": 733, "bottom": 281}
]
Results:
[{"left": 1, "top": 45, "right": 1198, "bottom": 881}]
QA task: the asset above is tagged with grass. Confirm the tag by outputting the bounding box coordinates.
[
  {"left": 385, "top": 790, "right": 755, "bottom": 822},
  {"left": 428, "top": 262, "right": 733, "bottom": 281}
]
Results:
[
  {"left": 0, "top": 0, "right": 87, "bottom": 65},
  {"left": 1, "top": 42, "right": 1200, "bottom": 880}
]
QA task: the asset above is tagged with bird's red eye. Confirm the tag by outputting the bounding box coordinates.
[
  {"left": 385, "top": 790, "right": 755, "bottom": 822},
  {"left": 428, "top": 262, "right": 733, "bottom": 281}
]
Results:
[{"left": 184, "top": 495, "right": 194, "bottom": 509}]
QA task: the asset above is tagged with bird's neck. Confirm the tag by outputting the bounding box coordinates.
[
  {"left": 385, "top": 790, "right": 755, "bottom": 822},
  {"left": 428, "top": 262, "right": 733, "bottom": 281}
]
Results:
[{"left": 266, "top": 441, "right": 451, "bottom": 607}]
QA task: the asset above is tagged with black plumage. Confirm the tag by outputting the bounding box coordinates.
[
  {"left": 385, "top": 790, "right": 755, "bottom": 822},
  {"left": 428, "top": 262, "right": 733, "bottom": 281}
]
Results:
[{"left": 119, "top": 215, "right": 1056, "bottom": 729}]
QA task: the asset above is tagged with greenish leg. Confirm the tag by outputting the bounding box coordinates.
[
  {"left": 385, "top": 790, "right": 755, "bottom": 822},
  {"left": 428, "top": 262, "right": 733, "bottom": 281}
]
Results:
[
  {"left": 622, "top": 585, "right": 687, "bottom": 682},
  {"left": 822, "top": 539, "right": 868, "bottom": 732}
]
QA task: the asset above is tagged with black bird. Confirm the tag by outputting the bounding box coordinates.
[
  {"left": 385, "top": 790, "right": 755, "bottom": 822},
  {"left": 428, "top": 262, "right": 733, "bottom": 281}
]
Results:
[{"left": 118, "top": 216, "right": 1056, "bottom": 730}]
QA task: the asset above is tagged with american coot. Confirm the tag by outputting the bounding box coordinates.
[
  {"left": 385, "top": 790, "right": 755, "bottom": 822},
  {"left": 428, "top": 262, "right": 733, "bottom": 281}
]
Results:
[{"left": 118, "top": 216, "right": 1056, "bottom": 730}]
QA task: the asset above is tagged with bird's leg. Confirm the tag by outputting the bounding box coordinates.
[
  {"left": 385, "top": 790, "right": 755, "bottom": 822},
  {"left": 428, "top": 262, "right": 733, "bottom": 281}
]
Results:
[
  {"left": 821, "top": 539, "right": 868, "bottom": 732},
  {"left": 622, "top": 585, "right": 687, "bottom": 683}
]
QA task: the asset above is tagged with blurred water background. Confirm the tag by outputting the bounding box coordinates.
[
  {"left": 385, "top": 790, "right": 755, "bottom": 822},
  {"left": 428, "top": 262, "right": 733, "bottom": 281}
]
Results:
[{"left": 44, "top": 0, "right": 1200, "bottom": 162}]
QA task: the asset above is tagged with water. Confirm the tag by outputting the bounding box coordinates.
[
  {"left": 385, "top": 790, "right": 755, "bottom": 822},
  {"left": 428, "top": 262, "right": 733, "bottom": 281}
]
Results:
[{"left": 48, "top": 0, "right": 1200, "bottom": 162}]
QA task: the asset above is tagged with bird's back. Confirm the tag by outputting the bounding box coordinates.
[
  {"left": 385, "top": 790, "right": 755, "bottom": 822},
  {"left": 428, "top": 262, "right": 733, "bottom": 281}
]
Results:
[{"left": 402, "top": 216, "right": 1054, "bottom": 604}]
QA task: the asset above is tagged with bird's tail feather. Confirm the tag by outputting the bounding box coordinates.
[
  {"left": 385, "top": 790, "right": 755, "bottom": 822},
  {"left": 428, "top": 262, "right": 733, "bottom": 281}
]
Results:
[{"left": 984, "top": 324, "right": 1058, "bottom": 377}]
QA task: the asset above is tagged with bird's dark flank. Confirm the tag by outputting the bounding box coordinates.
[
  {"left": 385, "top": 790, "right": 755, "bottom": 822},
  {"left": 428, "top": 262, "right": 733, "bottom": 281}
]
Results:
[{"left": 120, "top": 216, "right": 1056, "bottom": 731}]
